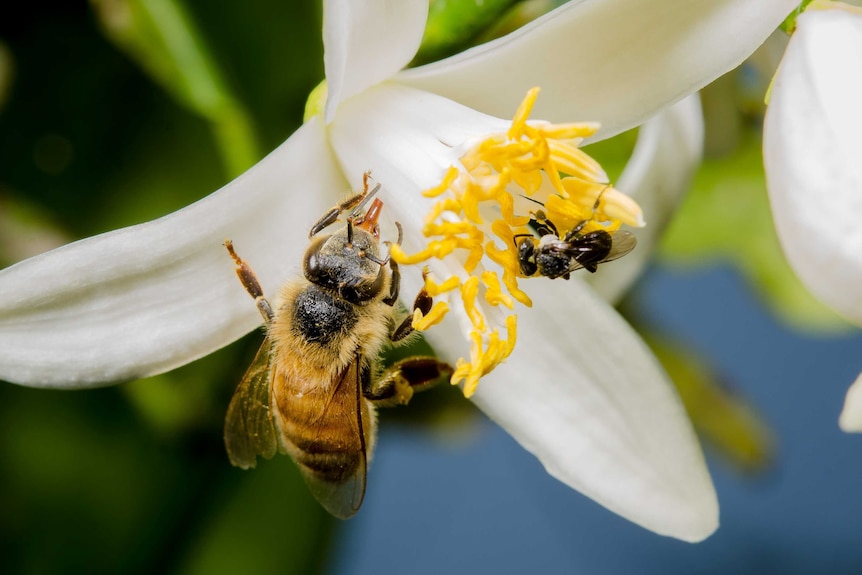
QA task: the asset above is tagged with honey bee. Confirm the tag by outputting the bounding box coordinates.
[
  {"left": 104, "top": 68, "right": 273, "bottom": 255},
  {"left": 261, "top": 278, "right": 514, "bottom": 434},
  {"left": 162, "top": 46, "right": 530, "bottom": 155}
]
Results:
[
  {"left": 224, "top": 174, "right": 452, "bottom": 518},
  {"left": 514, "top": 194, "right": 637, "bottom": 280}
]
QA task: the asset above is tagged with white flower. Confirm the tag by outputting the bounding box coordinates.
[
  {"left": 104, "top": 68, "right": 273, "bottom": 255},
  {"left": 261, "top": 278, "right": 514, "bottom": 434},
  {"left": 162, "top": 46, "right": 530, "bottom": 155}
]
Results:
[
  {"left": 0, "top": 0, "right": 795, "bottom": 540},
  {"left": 763, "top": 1, "right": 862, "bottom": 431}
]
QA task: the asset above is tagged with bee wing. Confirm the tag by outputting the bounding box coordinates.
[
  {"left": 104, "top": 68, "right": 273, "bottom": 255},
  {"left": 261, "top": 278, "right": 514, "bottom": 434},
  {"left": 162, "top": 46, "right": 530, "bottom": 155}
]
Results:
[
  {"left": 566, "top": 230, "right": 638, "bottom": 273},
  {"left": 224, "top": 336, "right": 279, "bottom": 469},
  {"left": 300, "top": 358, "right": 368, "bottom": 519},
  {"left": 600, "top": 230, "right": 637, "bottom": 263}
]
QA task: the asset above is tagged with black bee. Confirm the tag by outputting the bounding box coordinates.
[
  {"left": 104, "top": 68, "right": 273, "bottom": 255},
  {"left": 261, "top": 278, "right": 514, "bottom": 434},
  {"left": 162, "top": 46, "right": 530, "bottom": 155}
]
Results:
[{"left": 515, "top": 210, "right": 637, "bottom": 280}]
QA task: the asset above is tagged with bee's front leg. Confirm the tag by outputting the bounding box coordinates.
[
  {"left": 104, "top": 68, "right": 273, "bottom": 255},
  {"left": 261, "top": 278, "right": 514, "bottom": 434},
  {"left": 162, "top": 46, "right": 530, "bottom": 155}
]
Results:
[
  {"left": 225, "top": 240, "right": 274, "bottom": 325},
  {"left": 309, "top": 171, "right": 379, "bottom": 238},
  {"left": 363, "top": 357, "right": 453, "bottom": 407}
]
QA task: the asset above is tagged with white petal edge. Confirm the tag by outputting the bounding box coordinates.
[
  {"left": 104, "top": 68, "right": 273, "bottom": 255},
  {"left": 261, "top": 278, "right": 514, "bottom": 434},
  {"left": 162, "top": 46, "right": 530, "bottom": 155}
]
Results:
[
  {"left": 587, "top": 94, "right": 704, "bottom": 304},
  {"left": 323, "top": 0, "right": 428, "bottom": 122},
  {"left": 398, "top": 0, "right": 797, "bottom": 140},
  {"left": 471, "top": 277, "right": 717, "bottom": 540},
  {"left": 0, "top": 118, "right": 345, "bottom": 388},
  {"left": 763, "top": 9, "right": 862, "bottom": 326},
  {"left": 839, "top": 371, "right": 862, "bottom": 432}
]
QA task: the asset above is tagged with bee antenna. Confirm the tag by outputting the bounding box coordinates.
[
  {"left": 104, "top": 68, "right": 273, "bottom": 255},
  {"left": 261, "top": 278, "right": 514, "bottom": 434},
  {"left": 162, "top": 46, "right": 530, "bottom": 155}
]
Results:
[
  {"left": 376, "top": 221, "right": 404, "bottom": 267},
  {"left": 364, "top": 251, "right": 389, "bottom": 266},
  {"left": 346, "top": 217, "right": 354, "bottom": 246},
  {"left": 519, "top": 195, "right": 546, "bottom": 207},
  {"left": 350, "top": 182, "right": 382, "bottom": 218},
  {"left": 592, "top": 184, "right": 610, "bottom": 212}
]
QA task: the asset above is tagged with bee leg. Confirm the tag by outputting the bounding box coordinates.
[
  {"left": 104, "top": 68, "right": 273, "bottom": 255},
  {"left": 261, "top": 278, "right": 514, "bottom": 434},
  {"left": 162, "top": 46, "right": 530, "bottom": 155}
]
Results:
[
  {"left": 391, "top": 283, "right": 433, "bottom": 342},
  {"left": 225, "top": 240, "right": 274, "bottom": 325},
  {"left": 309, "top": 171, "right": 381, "bottom": 238},
  {"left": 363, "top": 357, "right": 454, "bottom": 407},
  {"left": 381, "top": 223, "right": 405, "bottom": 307}
]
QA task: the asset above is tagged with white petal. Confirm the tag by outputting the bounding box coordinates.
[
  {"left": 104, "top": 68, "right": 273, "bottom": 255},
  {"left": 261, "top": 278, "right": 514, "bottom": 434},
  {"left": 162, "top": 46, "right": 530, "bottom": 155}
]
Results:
[
  {"left": 464, "top": 278, "right": 718, "bottom": 541},
  {"left": 398, "top": 0, "right": 797, "bottom": 140},
  {"left": 839, "top": 372, "right": 862, "bottom": 432},
  {"left": 331, "top": 84, "right": 717, "bottom": 538},
  {"left": 328, "top": 83, "right": 508, "bottom": 252},
  {"left": 588, "top": 94, "right": 704, "bottom": 303},
  {"left": 323, "top": 0, "right": 428, "bottom": 122},
  {"left": 328, "top": 84, "right": 513, "bottom": 358},
  {"left": 764, "top": 9, "right": 862, "bottom": 326},
  {"left": 0, "top": 118, "right": 345, "bottom": 388}
]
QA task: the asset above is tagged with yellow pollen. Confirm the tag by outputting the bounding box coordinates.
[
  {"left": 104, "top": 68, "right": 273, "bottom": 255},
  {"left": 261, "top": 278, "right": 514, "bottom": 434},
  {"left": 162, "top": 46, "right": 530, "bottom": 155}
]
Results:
[
  {"left": 391, "top": 87, "right": 643, "bottom": 396},
  {"left": 423, "top": 274, "right": 460, "bottom": 297},
  {"left": 480, "top": 271, "right": 514, "bottom": 309}
]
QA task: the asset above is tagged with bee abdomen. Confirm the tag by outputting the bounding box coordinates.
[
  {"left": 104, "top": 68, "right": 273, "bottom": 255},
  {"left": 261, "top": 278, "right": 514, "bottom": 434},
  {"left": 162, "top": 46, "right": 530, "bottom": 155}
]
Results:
[{"left": 285, "top": 428, "right": 361, "bottom": 482}]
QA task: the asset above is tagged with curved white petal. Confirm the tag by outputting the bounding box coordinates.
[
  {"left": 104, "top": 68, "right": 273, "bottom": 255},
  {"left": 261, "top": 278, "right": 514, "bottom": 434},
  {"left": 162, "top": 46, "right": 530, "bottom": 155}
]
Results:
[
  {"left": 328, "top": 84, "right": 512, "bottom": 358},
  {"left": 398, "top": 0, "right": 797, "bottom": 140},
  {"left": 764, "top": 9, "right": 862, "bottom": 326},
  {"left": 839, "top": 371, "right": 862, "bottom": 432},
  {"left": 0, "top": 118, "right": 345, "bottom": 388},
  {"left": 469, "top": 278, "right": 717, "bottom": 540},
  {"left": 323, "top": 0, "right": 428, "bottom": 122},
  {"left": 588, "top": 94, "right": 704, "bottom": 303},
  {"left": 328, "top": 83, "right": 509, "bottom": 255},
  {"left": 330, "top": 85, "right": 717, "bottom": 538}
]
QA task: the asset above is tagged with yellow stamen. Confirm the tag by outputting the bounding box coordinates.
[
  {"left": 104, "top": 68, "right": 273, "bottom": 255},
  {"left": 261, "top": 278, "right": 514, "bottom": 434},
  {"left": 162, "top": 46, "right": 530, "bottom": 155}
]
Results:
[
  {"left": 391, "top": 87, "right": 643, "bottom": 395},
  {"left": 481, "top": 271, "right": 514, "bottom": 309},
  {"left": 424, "top": 274, "right": 460, "bottom": 297}
]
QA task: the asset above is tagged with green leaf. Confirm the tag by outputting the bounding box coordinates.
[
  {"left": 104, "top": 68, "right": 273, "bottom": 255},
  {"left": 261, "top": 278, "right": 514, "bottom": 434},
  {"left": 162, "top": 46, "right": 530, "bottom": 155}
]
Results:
[{"left": 92, "top": 0, "right": 261, "bottom": 177}]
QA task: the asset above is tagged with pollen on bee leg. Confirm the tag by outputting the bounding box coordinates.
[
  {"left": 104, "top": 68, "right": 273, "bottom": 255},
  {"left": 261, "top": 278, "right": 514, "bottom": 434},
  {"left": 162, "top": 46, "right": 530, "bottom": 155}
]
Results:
[{"left": 412, "top": 301, "right": 449, "bottom": 331}]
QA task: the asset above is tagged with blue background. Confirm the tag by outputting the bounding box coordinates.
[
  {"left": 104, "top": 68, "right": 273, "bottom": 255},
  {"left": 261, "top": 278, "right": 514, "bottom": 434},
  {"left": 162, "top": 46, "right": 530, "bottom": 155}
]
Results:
[{"left": 332, "top": 265, "right": 862, "bottom": 575}]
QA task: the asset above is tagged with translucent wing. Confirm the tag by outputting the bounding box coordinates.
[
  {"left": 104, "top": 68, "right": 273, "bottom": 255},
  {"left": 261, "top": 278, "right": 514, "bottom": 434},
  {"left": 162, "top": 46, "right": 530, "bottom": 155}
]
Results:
[
  {"left": 299, "top": 358, "right": 368, "bottom": 519},
  {"left": 224, "top": 336, "right": 279, "bottom": 469},
  {"left": 566, "top": 230, "right": 637, "bottom": 273},
  {"left": 601, "top": 230, "right": 638, "bottom": 262}
]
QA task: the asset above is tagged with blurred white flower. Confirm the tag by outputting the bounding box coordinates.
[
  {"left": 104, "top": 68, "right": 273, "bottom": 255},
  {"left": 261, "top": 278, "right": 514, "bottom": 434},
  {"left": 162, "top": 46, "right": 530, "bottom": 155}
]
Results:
[{"left": 763, "top": 1, "right": 862, "bottom": 430}]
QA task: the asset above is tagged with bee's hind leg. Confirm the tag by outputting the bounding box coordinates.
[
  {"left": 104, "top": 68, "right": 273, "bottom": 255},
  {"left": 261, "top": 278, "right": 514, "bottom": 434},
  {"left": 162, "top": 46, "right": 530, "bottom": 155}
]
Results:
[
  {"left": 225, "top": 240, "right": 274, "bottom": 325},
  {"left": 363, "top": 357, "right": 453, "bottom": 407},
  {"left": 369, "top": 270, "right": 451, "bottom": 406}
]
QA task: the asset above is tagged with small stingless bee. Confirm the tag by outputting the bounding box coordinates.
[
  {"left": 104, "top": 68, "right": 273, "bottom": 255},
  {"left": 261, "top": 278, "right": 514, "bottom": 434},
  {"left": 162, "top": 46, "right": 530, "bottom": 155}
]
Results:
[
  {"left": 224, "top": 174, "right": 452, "bottom": 518},
  {"left": 515, "top": 192, "right": 637, "bottom": 280}
]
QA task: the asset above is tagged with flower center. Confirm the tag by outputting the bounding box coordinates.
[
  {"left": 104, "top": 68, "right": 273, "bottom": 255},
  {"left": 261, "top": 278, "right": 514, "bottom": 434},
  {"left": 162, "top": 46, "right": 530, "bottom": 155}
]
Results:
[{"left": 391, "top": 87, "right": 644, "bottom": 397}]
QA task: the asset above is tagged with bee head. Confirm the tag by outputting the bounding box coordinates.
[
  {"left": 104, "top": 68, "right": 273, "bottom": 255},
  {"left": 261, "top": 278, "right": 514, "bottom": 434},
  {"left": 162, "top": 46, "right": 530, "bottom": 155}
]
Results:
[
  {"left": 515, "top": 237, "right": 538, "bottom": 277},
  {"left": 303, "top": 199, "right": 388, "bottom": 305}
]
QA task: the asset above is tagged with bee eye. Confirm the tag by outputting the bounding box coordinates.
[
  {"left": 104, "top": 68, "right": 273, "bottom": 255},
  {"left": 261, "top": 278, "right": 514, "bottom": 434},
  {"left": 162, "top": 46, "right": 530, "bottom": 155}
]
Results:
[
  {"left": 516, "top": 238, "right": 538, "bottom": 277},
  {"left": 303, "top": 235, "right": 329, "bottom": 285}
]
